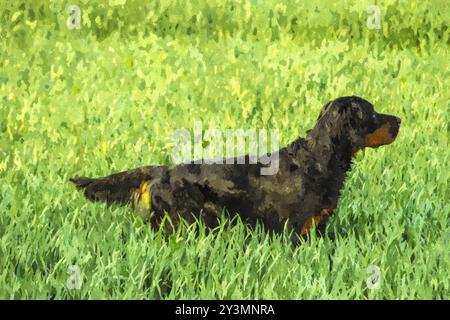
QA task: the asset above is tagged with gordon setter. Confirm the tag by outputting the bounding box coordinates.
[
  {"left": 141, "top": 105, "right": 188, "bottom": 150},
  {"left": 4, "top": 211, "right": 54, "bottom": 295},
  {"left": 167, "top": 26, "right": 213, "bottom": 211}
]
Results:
[{"left": 71, "top": 96, "right": 401, "bottom": 242}]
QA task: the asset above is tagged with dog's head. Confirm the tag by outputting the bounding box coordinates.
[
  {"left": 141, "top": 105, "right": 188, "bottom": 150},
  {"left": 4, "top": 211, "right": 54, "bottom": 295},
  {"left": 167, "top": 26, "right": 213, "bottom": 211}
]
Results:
[{"left": 314, "top": 96, "right": 401, "bottom": 152}]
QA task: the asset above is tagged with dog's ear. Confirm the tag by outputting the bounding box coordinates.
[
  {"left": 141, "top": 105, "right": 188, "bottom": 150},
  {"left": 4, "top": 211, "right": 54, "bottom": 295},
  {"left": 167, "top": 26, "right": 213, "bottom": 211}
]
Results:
[
  {"left": 338, "top": 101, "right": 363, "bottom": 119},
  {"left": 352, "top": 102, "right": 364, "bottom": 119}
]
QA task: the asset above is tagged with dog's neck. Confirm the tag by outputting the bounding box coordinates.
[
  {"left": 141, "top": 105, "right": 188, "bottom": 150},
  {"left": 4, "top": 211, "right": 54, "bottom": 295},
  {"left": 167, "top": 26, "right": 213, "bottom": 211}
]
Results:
[
  {"left": 305, "top": 126, "right": 354, "bottom": 172},
  {"left": 296, "top": 123, "right": 355, "bottom": 206}
]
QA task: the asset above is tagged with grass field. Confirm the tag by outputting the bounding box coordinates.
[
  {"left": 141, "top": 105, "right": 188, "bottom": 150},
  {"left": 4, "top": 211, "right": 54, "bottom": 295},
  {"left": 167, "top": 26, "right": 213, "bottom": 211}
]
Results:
[{"left": 0, "top": 0, "right": 449, "bottom": 299}]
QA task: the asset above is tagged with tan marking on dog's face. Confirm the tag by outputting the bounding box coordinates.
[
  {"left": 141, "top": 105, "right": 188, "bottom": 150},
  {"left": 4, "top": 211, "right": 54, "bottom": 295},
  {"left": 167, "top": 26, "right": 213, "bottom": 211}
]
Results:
[{"left": 365, "top": 124, "right": 395, "bottom": 147}]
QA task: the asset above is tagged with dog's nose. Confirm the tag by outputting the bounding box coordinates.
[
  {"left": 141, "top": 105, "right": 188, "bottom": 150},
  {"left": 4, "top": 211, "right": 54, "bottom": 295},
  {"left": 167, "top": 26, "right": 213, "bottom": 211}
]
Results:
[{"left": 395, "top": 117, "right": 401, "bottom": 125}]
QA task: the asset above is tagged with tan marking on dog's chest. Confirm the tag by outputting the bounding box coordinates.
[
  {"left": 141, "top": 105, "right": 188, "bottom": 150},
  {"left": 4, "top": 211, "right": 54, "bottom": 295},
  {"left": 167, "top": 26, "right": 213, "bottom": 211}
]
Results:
[{"left": 300, "top": 208, "right": 333, "bottom": 236}]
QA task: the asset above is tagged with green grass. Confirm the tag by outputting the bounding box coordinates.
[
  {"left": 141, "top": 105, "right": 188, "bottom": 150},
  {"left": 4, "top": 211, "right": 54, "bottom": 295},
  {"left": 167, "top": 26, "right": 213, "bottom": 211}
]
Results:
[{"left": 0, "top": 0, "right": 449, "bottom": 299}]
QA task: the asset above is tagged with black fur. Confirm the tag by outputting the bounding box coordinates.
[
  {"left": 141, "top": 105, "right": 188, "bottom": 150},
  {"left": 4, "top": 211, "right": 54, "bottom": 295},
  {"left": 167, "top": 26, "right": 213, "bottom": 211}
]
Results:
[{"left": 71, "top": 96, "right": 401, "bottom": 242}]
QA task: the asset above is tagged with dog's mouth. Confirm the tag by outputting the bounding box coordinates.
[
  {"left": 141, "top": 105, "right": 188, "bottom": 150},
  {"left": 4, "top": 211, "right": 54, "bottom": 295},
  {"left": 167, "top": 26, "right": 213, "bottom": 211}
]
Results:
[{"left": 366, "top": 115, "right": 401, "bottom": 148}]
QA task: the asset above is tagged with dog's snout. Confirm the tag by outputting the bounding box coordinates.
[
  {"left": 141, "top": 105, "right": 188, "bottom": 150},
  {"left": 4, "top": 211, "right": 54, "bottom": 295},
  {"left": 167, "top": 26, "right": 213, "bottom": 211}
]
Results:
[
  {"left": 388, "top": 116, "right": 401, "bottom": 138},
  {"left": 366, "top": 113, "right": 400, "bottom": 148}
]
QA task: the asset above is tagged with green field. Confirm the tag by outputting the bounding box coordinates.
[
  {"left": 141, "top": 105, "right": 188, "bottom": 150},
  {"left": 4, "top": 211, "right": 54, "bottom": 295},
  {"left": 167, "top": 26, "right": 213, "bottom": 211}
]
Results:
[{"left": 0, "top": 0, "right": 449, "bottom": 299}]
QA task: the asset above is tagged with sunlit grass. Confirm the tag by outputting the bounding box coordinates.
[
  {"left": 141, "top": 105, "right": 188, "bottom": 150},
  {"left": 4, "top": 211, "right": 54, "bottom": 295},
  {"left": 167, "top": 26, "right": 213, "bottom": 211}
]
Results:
[{"left": 0, "top": 0, "right": 448, "bottom": 299}]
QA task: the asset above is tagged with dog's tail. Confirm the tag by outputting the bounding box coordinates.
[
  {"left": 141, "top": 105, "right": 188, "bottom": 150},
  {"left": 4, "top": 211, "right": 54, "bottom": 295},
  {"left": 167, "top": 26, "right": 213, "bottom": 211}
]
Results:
[{"left": 70, "top": 166, "right": 163, "bottom": 205}]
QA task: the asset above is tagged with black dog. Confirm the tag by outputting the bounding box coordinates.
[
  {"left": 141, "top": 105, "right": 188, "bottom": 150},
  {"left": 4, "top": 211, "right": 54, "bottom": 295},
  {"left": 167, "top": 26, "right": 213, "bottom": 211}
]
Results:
[{"left": 71, "top": 96, "right": 401, "bottom": 241}]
